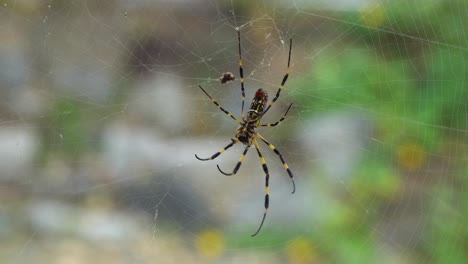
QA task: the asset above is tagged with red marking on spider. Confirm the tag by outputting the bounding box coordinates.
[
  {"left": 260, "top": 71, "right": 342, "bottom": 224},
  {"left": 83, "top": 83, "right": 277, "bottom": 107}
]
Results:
[{"left": 255, "top": 89, "right": 267, "bottom": 98}]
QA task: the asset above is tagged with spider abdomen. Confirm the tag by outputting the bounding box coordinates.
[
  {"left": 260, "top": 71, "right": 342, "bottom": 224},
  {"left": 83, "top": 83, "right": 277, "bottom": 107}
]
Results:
[{"left": 247, "top": 88, "right": 268, "bottom": 121}]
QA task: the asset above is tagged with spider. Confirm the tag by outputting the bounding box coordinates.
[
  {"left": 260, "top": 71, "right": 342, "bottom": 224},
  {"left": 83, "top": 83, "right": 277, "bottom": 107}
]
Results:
[{"left": 195, "top": 31, "right": 295, "bottom": 237}]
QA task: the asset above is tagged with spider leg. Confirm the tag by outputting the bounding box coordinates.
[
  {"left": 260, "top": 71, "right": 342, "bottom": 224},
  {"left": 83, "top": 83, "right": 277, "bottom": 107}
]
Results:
[
  {"left": 237, "top": 30, "right": 246, "bottom": 120},
  {"left": 260, "top": 103, "right": 292, "bottom": 127},
  {"left": 261, "top": 39, "right": 292, "bottom": 117},
  {"left": 255, "top": 133, "right": 295, "bottom": 194},
  {"left": 217, "top": 144, "right": 250, "bottom": 176},
  {"left": 195, "top": 138, "right": 238, "bottom": 161},
  {"left": 198, "top": 85, "right": 242, "bottom": 125},
  {"left": 251, "top": 138, "right": 269, "bottom": 237}
]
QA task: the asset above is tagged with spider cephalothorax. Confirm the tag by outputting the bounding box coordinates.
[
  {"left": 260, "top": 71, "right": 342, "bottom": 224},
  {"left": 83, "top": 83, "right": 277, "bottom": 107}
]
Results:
[
  {"left": 235, "top": 126, "right": 253, "bottom": 145},
  {"left": 195, "top": 31, "right": 295, "bottom": 237}
]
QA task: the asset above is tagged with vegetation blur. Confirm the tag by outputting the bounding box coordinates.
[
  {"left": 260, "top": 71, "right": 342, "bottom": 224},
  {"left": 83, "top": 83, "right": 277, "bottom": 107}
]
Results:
[{"left": 0, "top": 0, "right": 466, "bottom": 263}]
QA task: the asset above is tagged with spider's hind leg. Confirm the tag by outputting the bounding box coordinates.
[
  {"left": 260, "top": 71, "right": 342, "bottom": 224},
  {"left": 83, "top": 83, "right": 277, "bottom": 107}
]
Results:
[
  {"left": 261, "top": 39, "right": 292, "bottom": 116},
  {"left": 260, "top": 103, "right": 292, "bottom": 127},
  {"left": 237, "top": 30, "right": 246, "bottom": 120},
  {"left": 198, "top": 85, "right": 242, "bottom": 125}
]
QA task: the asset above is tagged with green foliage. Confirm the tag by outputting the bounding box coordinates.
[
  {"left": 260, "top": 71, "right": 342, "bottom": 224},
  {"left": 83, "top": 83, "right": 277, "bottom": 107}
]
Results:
[
  {"left": 424, "top": 184, "right": 468, "bottom": 264},
  {"left": 291, "top": 47, "right": 416, "bottom": 114},
  {"left": 423, "top": 48, "right": 468, "bottom": 132},
  {"left": 45, "top": 99, "right": 87, "bottom": 158},
  {"left": 351, "top": 157, "right": 401, "bottom": 202},
  {"left": 288, "top": 2, "right": 468, "bottom": 262}
]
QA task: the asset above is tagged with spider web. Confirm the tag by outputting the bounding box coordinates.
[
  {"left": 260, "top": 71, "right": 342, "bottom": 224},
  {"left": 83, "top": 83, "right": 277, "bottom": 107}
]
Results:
[{"left": 0, "top": 0, "right": 466, "bottom": 263}]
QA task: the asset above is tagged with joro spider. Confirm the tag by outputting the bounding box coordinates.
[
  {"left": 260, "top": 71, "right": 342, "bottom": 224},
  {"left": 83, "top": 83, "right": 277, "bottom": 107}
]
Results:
[{"left": 195, "top": 31, "right": 295, "bottom": 237}]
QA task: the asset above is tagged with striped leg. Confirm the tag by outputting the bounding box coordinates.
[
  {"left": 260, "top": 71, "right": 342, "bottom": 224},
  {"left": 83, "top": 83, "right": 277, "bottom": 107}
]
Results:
[
  {"left": 260, "top": 103, "right": 292, "bottom": 127},
  {"left": 217, "top": 145, "right": 250, "bottom": 176},
  {"left": 198, "top": 85, "right": 242, "bottom": 125},
  {"left": 195, "top": 138, "right": 238, "bottom": 161},
  {"left": 262, "top": 39, "right": 292, "bottom": 116},
  {"left": 251, "top": 138, "right": 269, "bottom": 237},
  {"left": 237, "top": 30, "right": 246, "bottom": 120},
  {"left": 255, "top": 133, "right": 295, "bottom": 194}
]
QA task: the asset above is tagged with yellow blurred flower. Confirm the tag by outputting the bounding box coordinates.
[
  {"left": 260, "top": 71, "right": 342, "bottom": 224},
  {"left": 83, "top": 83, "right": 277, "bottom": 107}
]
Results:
[
  {"left": 397, "top": 141, "right": 425, "bottom": 171},
  {"left": 360, "top": 2, "right": 385, "bottom": 28},
  {"left": 195, "top": 229, "right": 224, "bottom": 259},
  {"left": 285, "top": 237, "right": 316, "bottom": 264}
]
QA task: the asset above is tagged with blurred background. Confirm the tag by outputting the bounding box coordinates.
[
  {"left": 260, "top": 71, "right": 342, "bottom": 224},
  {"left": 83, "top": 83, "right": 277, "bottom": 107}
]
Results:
[{"left": 0, "top": 0, "right": 467, "bottom": 263}]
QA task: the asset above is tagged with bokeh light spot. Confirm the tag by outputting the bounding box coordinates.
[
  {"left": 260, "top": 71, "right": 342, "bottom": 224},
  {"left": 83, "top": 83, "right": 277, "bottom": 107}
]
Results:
[
  {"left": 194, "top": 229, "right": 224, "bottom": 259},
  {"left": 397, "top": 141, "right": 425, "bottom": 171},
  {"left": 285, "top": 237, "right": 316, "bottom": 264},
  {"left": 360, "top": 2, "right": 385, "bottom": 28}
]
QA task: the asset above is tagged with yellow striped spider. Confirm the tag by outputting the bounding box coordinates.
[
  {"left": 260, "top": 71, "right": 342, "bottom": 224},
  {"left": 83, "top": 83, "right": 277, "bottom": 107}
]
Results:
[{"left": 195, "top": 31, "right": 295, "bottom": 237}]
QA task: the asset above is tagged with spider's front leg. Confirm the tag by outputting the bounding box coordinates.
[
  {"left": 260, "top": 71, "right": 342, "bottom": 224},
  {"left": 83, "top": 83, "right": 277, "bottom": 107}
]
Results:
[
  {"left": 217, "top": 145, "right": 250, "bottom": 176},
  {"left": 195, "top": 138, "right": 238, "bottom": 161},
  {"left": 255, "top": 133, "right": 295, "bottom": 194},
  {"left": 217, "top": 125, "right": 254, "bottom": 175},
  {"left": 251, "top": 137, "right": 270, "bottom": 237}
]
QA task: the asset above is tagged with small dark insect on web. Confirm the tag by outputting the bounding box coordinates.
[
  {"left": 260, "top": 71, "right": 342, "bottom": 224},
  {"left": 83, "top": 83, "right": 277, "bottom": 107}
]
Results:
[
  {"left": 195, "top": 30, "right": 294, "bottom": 237},
  {"left": 219, "top": 72, "right": 236, "bottom": 83}
]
